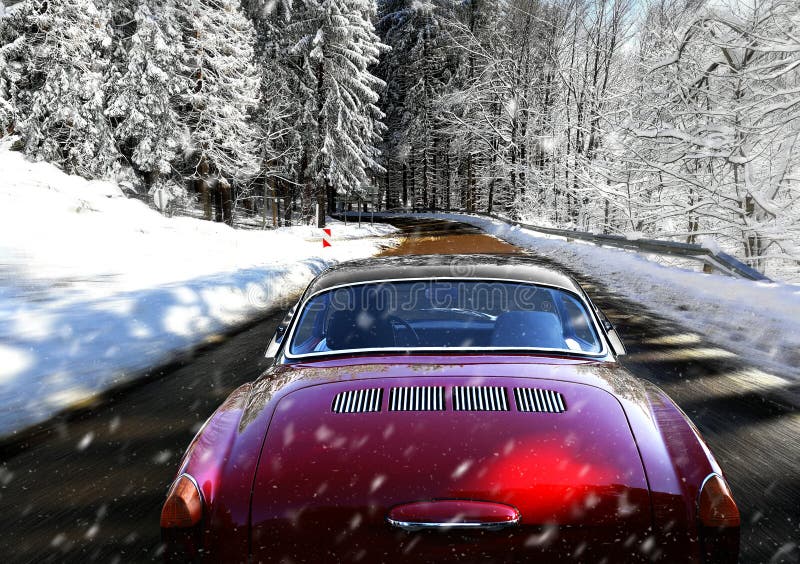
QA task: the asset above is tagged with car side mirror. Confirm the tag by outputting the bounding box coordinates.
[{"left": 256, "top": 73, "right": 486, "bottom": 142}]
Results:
[
  {"left": 265, "top": 303, "right": 298, "bottom": 360},
  {"left": 601, "top": 317, "right": 626, "bottom": 356},
  {"left": 595, "top": 312, "right": 626, "bottom": 356}
]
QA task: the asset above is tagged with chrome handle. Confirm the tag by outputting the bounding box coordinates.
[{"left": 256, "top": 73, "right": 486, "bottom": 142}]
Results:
[
  {"left": 386, "top": 516, "right": 520, "bottom": 532},
  {"left": 386, "top": 500, "right": 521, "bottom": 532}
]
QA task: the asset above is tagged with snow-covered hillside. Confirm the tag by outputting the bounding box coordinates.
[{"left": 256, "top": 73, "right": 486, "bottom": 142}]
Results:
[{"left": 0, "top": 143, "right": 398, "bottom": 438}]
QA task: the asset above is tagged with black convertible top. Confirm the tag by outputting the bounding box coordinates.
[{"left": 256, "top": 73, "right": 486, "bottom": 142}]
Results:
[{"left": 304, "top": 254, "right": 583, "bottom": 297}]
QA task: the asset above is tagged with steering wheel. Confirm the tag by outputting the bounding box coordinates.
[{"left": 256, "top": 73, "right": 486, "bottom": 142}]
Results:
[{"left": 387, "top": 315, "right": 421, "bottom": 346}]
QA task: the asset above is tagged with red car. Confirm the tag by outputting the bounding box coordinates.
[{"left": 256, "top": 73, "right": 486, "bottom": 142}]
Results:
[{"left": 161, "top": 255, "right": 740, "bottom": 563}]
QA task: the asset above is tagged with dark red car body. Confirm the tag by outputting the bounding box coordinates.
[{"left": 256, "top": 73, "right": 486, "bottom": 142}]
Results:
[{"left": 162, "top": 255, "right": 739, "bottom": 563}]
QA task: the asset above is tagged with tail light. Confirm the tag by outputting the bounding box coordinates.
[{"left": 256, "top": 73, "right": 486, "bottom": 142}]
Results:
[
  {"left": 161, "top": 474, "right": 203, "bottom": 528},
  {"left": 698, "top": 473, "right": 740, "bottom": 563}
]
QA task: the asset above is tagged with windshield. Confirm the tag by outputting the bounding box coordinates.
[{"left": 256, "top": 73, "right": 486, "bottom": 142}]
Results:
[{"left": 287, "top": 280, "right": 602, "bottom": 357}]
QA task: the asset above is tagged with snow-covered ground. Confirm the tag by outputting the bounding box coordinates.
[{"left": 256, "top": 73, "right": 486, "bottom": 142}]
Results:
[
  {"left": 383, "top": 212, "right": 800, "bottom": 382},
  {"left": 0, "top": 143, "right": 398, "bottom": 438}
]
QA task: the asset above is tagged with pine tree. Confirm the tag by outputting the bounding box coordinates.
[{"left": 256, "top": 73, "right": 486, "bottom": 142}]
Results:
[
  {"left": 20, "top": 0, "right": 119, "bottom": 178},
  {"left": 289, "top": 0, "right": 387, "bottom": 227},
  {"left": 182, "top": 0, "right": 262, "bottom": 224},
  {"left": 377, "top": 0, "right": 450, "bottom": 211},
  {"left": 247, "top": 0, "right": 301, "bottom": 226},
  {"left": 0, "top": 4, "right": 19, "bottom": 133},
  {"left": 0, "top": 1, "right": 41, "bottom": 136},
  {"left": 106, "top": 0, "right": 185, "bottom": 189}
]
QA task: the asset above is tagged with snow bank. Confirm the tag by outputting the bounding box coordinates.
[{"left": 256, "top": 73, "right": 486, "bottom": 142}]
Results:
[
  {"left": 0, "top": 143, "right": 398, "bottom": 438},
  {"left": 423, "top": 213, "right": 800, "bottom": 381}
]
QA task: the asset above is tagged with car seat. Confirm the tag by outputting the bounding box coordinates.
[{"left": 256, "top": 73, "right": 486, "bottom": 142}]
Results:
[{"left": 491, "top": 310, "right": 565, "bottom": 349}]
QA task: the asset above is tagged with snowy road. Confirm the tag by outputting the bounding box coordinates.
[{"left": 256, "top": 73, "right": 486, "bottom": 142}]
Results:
[{"left": 0, "top": 218, "right": 797, "bottom": 563}]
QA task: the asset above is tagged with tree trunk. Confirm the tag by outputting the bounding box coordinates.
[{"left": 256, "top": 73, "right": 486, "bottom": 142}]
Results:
[
  {"left": 199, "top": 157, "right": 212, "bottom": 221},
  {"left": 271, "top": 177, "right": 278, "bottom": 227},
  {"left": 402, "top": 163, "right": 408, "bottom": 208},
  {"left": 410, "top": 156, "right": 416, "bottom": 211},
  {"left": 384, "top": 166, "right": 391, "bottom": 210},
  {"left": 315, "top": 58, "right": 327, "bottom": 228},
  {"left": 327, "top": 183, "right": 336, "bottom": 214},
  {"left": 466, "top": 153, "right": 474, "bottom": 213},
  {"left": 444, "top": 148, "right": 451, "bottom": 211},
  {"left": 220, "top": 178, "right": 233, "bottom": 226},
  {"left": 213, "top": 178, "right": 223, "bottom": 223},
  {"left": 316, "top": 179, "right": 327, "bottom": 228},
  {"left": 422, "top": 145, "right": 429, "bottom": 211},
  {"left": 431, "top": 136, "right": 438, "bottom": 211},
  {"left": 283, "top": 183, "right": 292, "bottom": 226}
]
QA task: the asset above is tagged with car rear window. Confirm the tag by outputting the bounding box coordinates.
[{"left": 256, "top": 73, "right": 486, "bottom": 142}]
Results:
[{"left": 287, "top": 280, "right": 602, "bottom": 357}]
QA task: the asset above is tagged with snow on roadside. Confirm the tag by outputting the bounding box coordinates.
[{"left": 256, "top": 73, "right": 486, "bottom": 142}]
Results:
[
  {"left": 418, "top": 213, "right": 800, "bottom": 381},
  {"left": 0, "top": 143, "right": 398, "bottom": 438}
]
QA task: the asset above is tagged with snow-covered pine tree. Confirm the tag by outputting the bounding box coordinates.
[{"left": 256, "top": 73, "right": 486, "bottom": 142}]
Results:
[
  {"left": 106, "top": 0, "right": 185, "bottom": 192},
  {"left": 182, "top": 0, "right": 262, "bottom": 224},
  {"left": 247, "top": 0, "right": 302, "bottom": 226},
  {"left": 289, "top": 0, "right": 387, "bottom": 227},
  {"left": 377, "top": 0, "right": 450, "bottom": 211},
  {"left": 107, "top": 0, "right": 139, "bottom": 71},
  {"left": 0, "top": 3, "right": 19, "bottom": 134},
  {"left": 20, "top": 0, "right": 119, "bottom": 178},
  {"left": 0, "top": 1, "right": 42, "bottom": 136},
  {"left": 376, "top": 0, "right": 413, "bottom": 209}
]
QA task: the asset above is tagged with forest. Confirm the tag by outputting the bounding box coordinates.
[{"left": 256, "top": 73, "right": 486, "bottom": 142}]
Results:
[{"left": 0, "top": 0, "right": 798, "bottom": 277}]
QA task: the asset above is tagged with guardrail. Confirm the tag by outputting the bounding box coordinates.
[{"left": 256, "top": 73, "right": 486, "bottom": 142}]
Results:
[{"left": 340, "top": 210, "right": 772, "bottom": 283}]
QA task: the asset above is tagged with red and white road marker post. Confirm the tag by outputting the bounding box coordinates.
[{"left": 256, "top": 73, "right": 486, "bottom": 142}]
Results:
[{"left": 322, "top": 228, "right": 332, "bottom": 248}]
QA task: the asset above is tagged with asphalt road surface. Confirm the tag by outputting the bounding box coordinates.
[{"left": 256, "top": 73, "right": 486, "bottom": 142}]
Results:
[{"left": 0, "top": 218, "right": 797, "bottom": 563}]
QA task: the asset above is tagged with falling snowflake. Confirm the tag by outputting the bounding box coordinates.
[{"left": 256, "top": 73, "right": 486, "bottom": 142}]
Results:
[{"left": 77, "top": 432, "right": 94, "bottom": 451}]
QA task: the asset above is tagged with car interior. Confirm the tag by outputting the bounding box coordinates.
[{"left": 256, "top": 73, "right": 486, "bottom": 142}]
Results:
[{"left": 288, "top": 281, "right": 602, "bottom": 355}]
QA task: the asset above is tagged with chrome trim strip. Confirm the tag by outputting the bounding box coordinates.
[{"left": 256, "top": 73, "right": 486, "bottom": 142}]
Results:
[
  {"left": 386, "top": 516, "right": 520, "bottom": 532},
  {"left": 282, "top": 277, "right": 608, "bottom": 360}
]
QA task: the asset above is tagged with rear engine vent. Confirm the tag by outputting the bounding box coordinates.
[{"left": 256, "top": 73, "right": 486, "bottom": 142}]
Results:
[
  {"left": 332, "top": 388, "right": 383, "bottom": 413},
  {"left": 514, "top": 388, "right": 566, "bottom": 413},
  {"left": 389, "top": 386, "right": 445, "bottom": 411},
  {"left": 452, "top": 386, "right": 509, "bottom": 411}
]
